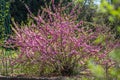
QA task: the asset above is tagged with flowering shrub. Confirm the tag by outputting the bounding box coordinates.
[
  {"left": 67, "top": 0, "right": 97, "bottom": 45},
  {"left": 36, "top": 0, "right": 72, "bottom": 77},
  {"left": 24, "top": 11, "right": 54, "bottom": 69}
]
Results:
[{"left": 9, "top": 1, "right": 118, "bottom": 76}]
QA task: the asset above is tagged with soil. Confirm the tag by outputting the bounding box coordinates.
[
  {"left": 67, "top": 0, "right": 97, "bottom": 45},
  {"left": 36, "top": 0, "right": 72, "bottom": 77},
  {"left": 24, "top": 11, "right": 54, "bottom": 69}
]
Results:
[
  {"left": 0, "top": 76, "right": 63, "bottom": 80},
  {"left": 0, "top": 74, "right": 93, "bottom": 80}
]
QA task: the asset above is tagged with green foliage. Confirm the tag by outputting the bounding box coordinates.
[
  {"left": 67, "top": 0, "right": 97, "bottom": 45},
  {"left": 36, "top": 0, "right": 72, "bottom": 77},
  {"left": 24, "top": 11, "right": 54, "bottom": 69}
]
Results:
[
  {"left": 0, "top": 47, "right": 17, "bottom": 76},
  {"left": 0, "top": 0, "right": 11, "bottom": 43},
  {"left": 73, "top": 0, "right": 98, "bottom": 22},
  {"left": 74, "top": 0, "right": 84, "bottom": 4},
  {"left": 88, "top": 60, "right": 105, "bottom": 78},
  {"left": 109, "top": 48, "right": 120, "bottom": 62},
  {"left": 94, "top": 34, "right": 105, "bottom": 44},
  {"left": 100, "top": 0, "right": 120, "bottom": 64},
  {"left": 99, "top": 0, "right": 120, "bottom": 38}
]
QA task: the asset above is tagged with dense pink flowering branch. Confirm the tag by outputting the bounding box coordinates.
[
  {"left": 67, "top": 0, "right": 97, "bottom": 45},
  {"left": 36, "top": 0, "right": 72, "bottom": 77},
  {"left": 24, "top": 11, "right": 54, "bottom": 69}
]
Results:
[{"left": 9, "top": 1, "right": 118, "bottom": 76}]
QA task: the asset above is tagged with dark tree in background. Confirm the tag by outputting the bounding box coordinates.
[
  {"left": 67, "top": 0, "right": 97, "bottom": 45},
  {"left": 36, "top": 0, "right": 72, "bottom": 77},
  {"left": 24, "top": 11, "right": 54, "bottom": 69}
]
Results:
[
  {"left": 10, "top": 0, "right": 72, "bottom": 24},
  {"left": 10, "top": 0, "right": 45, "bottom": 24}
]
